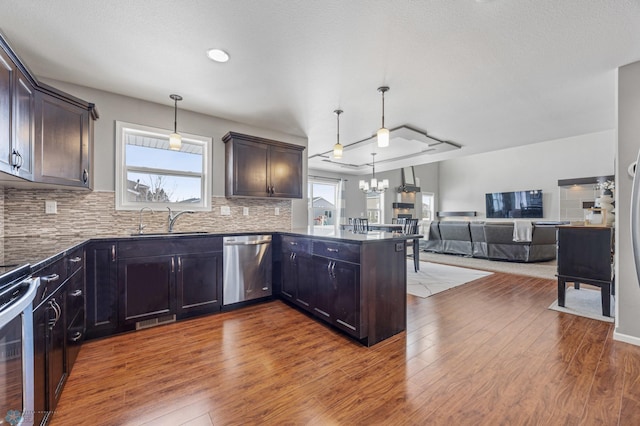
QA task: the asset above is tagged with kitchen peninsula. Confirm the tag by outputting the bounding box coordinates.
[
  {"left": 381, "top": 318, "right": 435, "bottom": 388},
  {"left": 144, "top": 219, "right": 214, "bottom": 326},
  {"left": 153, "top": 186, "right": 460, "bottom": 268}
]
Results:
[{"left": 5, "top": 228, "right": 415, "bottom": 346}]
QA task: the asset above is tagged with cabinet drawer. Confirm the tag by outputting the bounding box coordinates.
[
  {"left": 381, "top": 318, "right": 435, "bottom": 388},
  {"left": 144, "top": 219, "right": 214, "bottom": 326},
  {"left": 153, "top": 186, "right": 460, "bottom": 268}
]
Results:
[
  {"left": 281, "top": 236, "right": 310, "bottom": 254},
  {"left": 33, "top": 260, "right": 66, "bottom": 307},
  {"left": 118, "top": 239, "right": 175, "bottom": 258},
  {"left": 66, "top": 270, "right": 84, "bottom": 320},
  {"left": 66, "top": 247, "right": 84, "bottom": 276},
  {"left": 312, "top": 240, "right": 360, "bottom": 264}
]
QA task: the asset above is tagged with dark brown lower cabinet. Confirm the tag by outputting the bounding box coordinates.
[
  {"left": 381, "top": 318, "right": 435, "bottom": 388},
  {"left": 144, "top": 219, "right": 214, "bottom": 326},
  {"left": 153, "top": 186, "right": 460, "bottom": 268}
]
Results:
[
  {"left": 119, "top": 255, "right": 175, "bottom": 325},
  {"left": 312, "top": 255, "right": 360, "bottom": 336},
  {"left": 86, "top": 237, "right": 223, "bottom": 336},
  {"left": 279, "top": 236, "right": 406, "bottom": 346},
  {"left": 33, "top": 283, "right": 67, "bottom": 426},
  {"left": 85, "top": 242, "right": 118, "bottom": 339},
  {"left": 177, "top": 251, "right": 222, "bottom": 319}
]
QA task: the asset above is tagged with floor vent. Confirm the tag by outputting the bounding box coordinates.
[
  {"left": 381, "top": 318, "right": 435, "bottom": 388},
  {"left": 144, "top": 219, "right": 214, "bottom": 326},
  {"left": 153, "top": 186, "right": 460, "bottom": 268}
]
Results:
[{"left": 135, "top": 314, "right": 176, "bottom": 330}]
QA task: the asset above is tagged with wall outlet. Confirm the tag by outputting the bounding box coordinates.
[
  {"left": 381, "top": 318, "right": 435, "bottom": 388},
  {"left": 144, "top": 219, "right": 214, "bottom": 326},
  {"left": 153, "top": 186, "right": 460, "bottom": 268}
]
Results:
[
  {"left": 275, "top": 207, "right": 280, "bottom": 216},
  {"left": 243, "top": 207, "right": 249, "bottom": 216},
  {"left": 45, "top": 200, "right": 57, "bottom": 214},
  {"left": 221, "top": 206, "right": 231, "bottom": 216}
]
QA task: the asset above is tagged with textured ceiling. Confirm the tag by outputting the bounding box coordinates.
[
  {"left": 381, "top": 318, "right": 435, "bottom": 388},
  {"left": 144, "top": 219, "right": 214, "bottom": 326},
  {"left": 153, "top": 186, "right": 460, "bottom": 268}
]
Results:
[{"left": 2, "top": 0, "right": 639, "bottom": 174}]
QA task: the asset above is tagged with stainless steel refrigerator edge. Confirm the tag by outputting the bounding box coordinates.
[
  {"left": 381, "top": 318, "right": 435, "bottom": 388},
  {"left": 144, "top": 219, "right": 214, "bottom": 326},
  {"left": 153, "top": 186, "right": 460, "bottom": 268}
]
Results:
[{"left": 223, "top": 235, "right": 272, "bottom": 305}]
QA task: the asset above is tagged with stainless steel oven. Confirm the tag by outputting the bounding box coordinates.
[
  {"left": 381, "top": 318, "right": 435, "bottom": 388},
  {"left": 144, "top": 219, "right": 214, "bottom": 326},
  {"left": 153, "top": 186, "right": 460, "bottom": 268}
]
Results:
[{"left": 0, "top": 268, "right": 38, "bottom": 426}]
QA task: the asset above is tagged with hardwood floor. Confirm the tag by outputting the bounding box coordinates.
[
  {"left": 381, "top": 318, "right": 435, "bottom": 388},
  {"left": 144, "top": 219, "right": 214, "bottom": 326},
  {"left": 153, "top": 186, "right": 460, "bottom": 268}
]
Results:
[{"left": 50, "top": 272, "right": 640, "bottom": 425}]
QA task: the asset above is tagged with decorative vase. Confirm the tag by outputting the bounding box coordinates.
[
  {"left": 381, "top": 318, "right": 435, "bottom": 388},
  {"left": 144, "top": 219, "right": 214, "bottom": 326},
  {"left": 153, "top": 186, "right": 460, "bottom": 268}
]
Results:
[{"left": 596, "top": 195, "right": 615, "bottom": 226}]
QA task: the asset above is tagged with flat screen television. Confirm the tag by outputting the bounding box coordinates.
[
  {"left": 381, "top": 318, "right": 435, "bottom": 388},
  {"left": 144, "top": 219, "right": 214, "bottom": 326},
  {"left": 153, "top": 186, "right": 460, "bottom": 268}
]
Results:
[{"left": 485, "top": 190, "right": 543, "bottom": 218}]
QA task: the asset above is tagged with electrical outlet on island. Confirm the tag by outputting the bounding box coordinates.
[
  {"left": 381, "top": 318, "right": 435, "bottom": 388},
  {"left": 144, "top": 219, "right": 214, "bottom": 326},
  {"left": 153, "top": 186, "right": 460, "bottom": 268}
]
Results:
[{"left": 275, "top": 207, "right": 280, "bottom": 216}]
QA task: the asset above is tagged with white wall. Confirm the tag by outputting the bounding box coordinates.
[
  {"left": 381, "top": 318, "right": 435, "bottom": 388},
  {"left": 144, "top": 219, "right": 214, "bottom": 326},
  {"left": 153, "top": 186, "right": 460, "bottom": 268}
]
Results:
[
  {"left": 41, "top": 79, "right": 310, "bottom": 227},
  {"left": 438, "top": 130, "right": 616, "bottom": 220},
  {"left": 615, "top": 61, "right": 640, "bottom": 345}
]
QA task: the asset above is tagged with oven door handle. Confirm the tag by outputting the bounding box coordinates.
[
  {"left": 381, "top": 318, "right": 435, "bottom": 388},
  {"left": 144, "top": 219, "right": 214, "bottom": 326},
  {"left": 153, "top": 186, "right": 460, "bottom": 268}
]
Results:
[{"left": 0, "top": 277, "right": 40, "bottom": 329}]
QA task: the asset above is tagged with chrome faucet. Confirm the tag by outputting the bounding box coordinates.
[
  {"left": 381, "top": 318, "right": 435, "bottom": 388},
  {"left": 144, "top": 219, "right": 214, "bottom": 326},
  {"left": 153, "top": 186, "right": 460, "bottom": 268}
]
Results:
[
  {"left": 138, "top": 207, "right": 153, "bottom": 234},
  {"left": 167, "top": 207, "right": 194, "bottom": 232}
]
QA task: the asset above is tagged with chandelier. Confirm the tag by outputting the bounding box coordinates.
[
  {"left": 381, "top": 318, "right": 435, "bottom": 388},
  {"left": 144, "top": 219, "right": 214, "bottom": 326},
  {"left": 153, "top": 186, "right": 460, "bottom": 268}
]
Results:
[{"left": 359, "top": 153, "right": 389, "bottom": 194}]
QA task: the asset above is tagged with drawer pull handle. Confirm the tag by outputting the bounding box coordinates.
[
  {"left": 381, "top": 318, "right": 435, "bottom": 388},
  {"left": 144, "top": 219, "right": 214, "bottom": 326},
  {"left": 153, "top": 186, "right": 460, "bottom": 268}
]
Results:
[
  {"left": 289, "top": 241, "right": 298, "bottom": 246},
  {"left": 69, "top": 256, "right": 82, "bottom": 263},
  {"left": 71, "top": 332, "right": 83, "bottom": 342},
  {"left": 42, "top": 274, "right": 59, "bottom": 283},
  {"left": 70, "top": 289, "right": 83, "bottom": 297},
  {"left": 327, "top": 248, "right": 339, "bottom": 253},
  {"left": 336, "top": 319, "right": 357, "bottom": 331}
]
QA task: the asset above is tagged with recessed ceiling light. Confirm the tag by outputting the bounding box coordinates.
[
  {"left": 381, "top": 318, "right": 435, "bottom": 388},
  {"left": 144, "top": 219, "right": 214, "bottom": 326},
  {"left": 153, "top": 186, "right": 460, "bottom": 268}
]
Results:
[{"left": 206, "top": 48, "right": 230, "bottom": 63}]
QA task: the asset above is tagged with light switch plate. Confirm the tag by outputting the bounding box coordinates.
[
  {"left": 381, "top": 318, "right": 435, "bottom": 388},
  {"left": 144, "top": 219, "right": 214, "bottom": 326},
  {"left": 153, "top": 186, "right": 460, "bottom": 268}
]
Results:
[
  {"left": 243, "top": 207, "right": 249, "bottom": 216},
  {"left": 274, "top": 207, "right": 280, "bottom": 216},
  {"left": 221, "top": 206, "right": 231, "bottom": 216},
  {"left": 45, "top": 200, "right": 57, "bottom": 214}
]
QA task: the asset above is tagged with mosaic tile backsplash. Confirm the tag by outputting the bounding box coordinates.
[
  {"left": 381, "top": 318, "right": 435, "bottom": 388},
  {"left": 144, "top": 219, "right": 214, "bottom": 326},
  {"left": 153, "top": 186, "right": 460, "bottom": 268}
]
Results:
[{"left": 1, "top": 188, "right": 292, "bottom": 265}]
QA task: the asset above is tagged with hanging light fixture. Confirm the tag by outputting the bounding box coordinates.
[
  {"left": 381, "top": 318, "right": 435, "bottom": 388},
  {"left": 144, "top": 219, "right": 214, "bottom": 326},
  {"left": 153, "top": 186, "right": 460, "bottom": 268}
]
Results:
[
  {"left": 169, "top": 94, "right": 183, "bottom": 151},
  {"left": 333, "top": 109, "right": 343, "bottom": 159},
  {"left": 377, "top": 86, "right": 390, "bottom": 148},
  {"left": 359, "top": 153, "right": 389, "bottom": 194}
]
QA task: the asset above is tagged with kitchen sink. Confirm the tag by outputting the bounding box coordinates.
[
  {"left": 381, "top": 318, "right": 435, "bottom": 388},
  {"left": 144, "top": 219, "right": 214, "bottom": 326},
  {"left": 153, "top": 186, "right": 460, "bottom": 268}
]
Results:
[{"left": 130, "top": 231, "right": 209, "bottom": 237}]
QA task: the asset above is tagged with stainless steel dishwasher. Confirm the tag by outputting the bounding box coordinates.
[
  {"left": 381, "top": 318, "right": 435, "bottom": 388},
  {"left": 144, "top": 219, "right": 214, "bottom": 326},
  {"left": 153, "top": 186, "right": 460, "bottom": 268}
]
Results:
[{"left": 223, "top": 235, "right": 272, "bottom": 305}]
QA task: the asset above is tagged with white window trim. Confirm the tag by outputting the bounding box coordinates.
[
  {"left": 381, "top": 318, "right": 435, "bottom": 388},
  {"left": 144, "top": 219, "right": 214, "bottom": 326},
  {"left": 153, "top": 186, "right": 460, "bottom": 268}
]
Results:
[{"left": 115, "top": 121, "right": 212, "bottom": 211}]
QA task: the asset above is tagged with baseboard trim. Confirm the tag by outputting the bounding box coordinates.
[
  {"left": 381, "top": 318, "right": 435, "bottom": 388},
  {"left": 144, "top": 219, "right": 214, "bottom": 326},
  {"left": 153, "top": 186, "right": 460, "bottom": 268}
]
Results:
[{"left": 613, "top": 329, "right": 640, "bottom": 347}]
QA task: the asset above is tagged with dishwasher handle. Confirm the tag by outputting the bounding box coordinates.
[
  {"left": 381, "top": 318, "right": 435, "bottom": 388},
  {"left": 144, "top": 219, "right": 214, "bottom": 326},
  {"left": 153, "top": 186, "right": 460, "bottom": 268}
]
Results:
[{"left": 224, "top": 240, "right": 271, "bottom": 246}]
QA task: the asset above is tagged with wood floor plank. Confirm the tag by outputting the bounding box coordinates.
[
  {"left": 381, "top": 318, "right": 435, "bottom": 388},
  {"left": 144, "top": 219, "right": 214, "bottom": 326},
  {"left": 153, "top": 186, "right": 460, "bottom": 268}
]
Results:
[{"left": 49, "top": 270, "right": 639, "bottom": 425}]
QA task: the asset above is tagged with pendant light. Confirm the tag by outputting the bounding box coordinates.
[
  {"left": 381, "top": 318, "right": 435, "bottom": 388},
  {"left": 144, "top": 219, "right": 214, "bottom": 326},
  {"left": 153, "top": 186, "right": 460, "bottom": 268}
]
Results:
[
  {"left": 377, "top": 86, "right": 390, "bottom": 148},
  {"left": 333, "top": 109, "right": 343, "bottom": 159},
  {"left": 359, "top": 153, "right": 389, "bottom": 194},
  {"left": 169, "top": 94, "right": 183, "bottom": 151}
]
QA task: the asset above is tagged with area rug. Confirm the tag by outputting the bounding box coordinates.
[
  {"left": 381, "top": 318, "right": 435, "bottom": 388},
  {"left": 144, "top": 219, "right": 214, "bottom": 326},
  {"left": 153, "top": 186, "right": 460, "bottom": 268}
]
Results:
[
  {"left": 407, "top": 260, "right": 493, "bottom": 298},
  {"left": 548, "top": 287, "right": 614, "bottom": 323},
  {"left": 418, "top": 251, "right": 557, "bottom": 280}
]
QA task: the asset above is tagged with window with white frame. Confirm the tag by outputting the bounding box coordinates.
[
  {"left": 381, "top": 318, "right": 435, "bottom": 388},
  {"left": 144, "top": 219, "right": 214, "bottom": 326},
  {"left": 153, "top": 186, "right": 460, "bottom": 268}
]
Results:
[
  {"left": 115, "top": 121, "right": 212, "bottom": 211},
  {"left": 420, "top": 192, "right": 435, "bottom": 221},
  {"left": 366, "top": 193, "right": 384, "bottom": 224}
]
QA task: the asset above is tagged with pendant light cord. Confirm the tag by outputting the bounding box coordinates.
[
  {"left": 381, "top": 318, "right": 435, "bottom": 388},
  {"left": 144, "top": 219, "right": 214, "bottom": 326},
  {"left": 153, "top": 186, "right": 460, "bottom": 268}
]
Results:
[{"left": 174, "top": 97, "right": 178, "bottom": 134}]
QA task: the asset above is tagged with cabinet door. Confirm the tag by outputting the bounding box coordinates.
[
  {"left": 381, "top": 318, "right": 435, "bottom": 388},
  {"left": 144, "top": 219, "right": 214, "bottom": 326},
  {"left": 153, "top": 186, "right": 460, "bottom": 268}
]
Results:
[
  {"left": 119, "top": 255, "right": 175, "bottom": 325},
  {"left": 13, "top": 70, "right": 34, "bottom": 179},
  {"left": 269, "top": 145, "right": 303, "bottom": 198},
  {"left": 47, "top": 286, "right": 67, "bottom": 411},
  {"left": 177, "top": 251, "right": 222, "bottom": 319},
  {"left": 229, "top": 139, "right": 269, "bottom": 197},
  {"left": 312, "top": 256, "right": 334, "bottom": 321},
  {"left": 332, "top": 261, "right": 361, "bottom": 336},
  {"left": 281, "top": 250, "right": 297, "bottom": 301},
  {"left": 296, "top": 255, "right": 314, "bottom": 309},
  {"left": 34, "top": 90, "right": 90, "bottom": 187},
  {"left": 85, "top": 242, "right": 118, "bottom": 339},
  {"left": 0, "top": 48, "right": 13, "bottom": 175},
  {"left": 33, "top": 302, "right": 47, "bottom": 426}
]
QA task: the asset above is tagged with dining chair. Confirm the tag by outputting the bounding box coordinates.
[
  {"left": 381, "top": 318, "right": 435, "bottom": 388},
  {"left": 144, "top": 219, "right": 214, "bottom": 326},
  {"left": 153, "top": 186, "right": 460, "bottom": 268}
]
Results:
[
  {"left": 403, "top": 218, "right": 420, "bottom": 272},
  {"left": 353, "top": 218, "right": 369, "bottom": 233}
]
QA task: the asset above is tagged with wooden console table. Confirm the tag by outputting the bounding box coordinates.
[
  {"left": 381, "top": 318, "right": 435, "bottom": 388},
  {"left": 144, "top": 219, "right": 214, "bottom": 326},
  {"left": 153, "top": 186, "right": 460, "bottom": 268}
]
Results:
[{"left": 557, "top": 225, "right": 613, "bottom": 317}]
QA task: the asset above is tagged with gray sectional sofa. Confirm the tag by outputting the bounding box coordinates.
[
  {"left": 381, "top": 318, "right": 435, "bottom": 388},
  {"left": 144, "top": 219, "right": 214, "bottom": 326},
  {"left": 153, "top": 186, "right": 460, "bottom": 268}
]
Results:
[{"left": 420, "top": 220, "right": 560, "bottom": 262}]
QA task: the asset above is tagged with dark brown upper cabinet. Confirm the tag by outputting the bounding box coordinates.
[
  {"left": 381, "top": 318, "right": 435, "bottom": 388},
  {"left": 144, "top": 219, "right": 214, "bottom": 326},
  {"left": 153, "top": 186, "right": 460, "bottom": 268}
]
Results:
[
  {"left": 223, "top": 132, "right": 305, "bottom": 199},
  {"left": 34, "top": 87, "right": 93, "bottom": 188},
  {"left": 0, "top": 31, "right": 97, "bottom": 189},
  {"left": 0, "top": 43, "right": 35, "bottom": 180}
]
